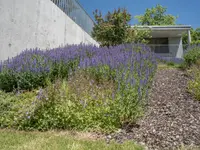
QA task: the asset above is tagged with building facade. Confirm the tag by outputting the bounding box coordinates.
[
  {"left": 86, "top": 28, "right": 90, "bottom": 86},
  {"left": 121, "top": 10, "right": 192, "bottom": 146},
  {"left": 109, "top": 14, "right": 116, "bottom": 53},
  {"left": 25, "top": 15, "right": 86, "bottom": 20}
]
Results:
[{"left": 136, "top": 25, "right": 191, "bottom": 58}]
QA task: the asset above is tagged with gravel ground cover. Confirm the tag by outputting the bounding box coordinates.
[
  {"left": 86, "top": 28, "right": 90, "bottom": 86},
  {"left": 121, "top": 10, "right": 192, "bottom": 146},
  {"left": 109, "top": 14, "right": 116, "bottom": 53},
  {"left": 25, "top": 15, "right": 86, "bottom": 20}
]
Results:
[{"left": 107, "top": 68, "right": 200, "bottom": 150}]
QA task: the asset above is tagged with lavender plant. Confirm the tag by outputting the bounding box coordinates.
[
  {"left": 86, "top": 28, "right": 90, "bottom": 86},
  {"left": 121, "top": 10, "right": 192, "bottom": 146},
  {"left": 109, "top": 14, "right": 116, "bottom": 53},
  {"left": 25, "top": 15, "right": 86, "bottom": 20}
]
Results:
[
  {"left": 155, "top": 54, "right": 184, "bottom": 65},
  {"left": 0, "top": 43, "right": 157, "bottom": 131}
]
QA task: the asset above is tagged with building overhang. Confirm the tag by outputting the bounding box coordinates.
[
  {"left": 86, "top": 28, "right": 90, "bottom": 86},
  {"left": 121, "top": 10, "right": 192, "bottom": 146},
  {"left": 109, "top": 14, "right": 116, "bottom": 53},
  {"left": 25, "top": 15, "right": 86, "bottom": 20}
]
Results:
[{"left": 132, "top": 25, "right": 191, "bottom": 38}]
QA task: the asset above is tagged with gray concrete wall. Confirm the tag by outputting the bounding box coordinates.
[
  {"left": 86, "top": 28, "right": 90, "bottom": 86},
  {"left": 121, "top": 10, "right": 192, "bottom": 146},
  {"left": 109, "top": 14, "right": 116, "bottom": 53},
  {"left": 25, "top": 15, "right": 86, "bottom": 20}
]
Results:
[
  {"left": 0, "top": 0, "right": 99, "bottom": 61},
  {"left": 168, "top": 37, "right": 183, "bottom": 58}
]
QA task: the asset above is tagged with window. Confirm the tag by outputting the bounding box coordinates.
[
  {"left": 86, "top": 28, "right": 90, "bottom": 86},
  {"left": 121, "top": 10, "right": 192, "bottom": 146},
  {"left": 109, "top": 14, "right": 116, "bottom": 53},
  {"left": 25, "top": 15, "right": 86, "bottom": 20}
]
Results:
[{"left": 149, "top": 38, "right": 169, "bottom": 53}]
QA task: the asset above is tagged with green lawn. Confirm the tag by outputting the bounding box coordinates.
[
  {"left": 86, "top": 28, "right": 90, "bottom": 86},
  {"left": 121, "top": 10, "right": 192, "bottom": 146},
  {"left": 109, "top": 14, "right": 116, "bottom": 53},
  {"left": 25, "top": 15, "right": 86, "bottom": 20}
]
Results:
[{"left": 0, "top": 130, "right": 143, "bottom": 150}]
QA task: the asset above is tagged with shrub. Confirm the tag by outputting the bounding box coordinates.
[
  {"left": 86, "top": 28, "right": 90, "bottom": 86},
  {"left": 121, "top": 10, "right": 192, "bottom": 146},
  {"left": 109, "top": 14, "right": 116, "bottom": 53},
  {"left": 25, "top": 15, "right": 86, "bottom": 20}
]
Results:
[
  {"left": 0, "top": 48, "right": 80, "bottom": 92},
  {"left": 0, "top": 90, "right": 36, "bottom": 128},
  {"left": 17, "top": 78, "right": 118, "bottom": 131},
  {"left": 188, "top": 59, "right": 200, "bottom": 101},
  {"left": 0, "top": 44, "right": 156, "bottom": 92},
  {"left": 166, "top": 62, "right": 175, "bottom": 66},
  {"left": 184, "top": 46, "right": 200, "bottom": 67},
  {"left": 0, "top": 91, "right": 16, "bottom": 128},
  {"left": 0, "top": 71, "right": 17, "bottom": 92},
  {"left": 15, "top": 73, "right": 144, "bottom": 132}
]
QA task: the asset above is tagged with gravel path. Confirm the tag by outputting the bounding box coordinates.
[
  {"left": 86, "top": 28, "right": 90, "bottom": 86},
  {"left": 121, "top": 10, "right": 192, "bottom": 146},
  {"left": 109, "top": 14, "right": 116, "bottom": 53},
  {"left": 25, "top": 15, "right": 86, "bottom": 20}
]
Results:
[{"left": 108, "top": 68, "right": 200, "bottom": 150}]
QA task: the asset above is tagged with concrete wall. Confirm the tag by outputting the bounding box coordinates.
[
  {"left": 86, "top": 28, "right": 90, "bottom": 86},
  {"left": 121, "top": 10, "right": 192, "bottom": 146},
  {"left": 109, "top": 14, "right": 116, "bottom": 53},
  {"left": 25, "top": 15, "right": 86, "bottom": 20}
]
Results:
[
  {"left": 168, "top": 37, "right": 183, "bottom": 58},
  {"left": 0, "top": 0, "right": 99, "bottom": 61}
]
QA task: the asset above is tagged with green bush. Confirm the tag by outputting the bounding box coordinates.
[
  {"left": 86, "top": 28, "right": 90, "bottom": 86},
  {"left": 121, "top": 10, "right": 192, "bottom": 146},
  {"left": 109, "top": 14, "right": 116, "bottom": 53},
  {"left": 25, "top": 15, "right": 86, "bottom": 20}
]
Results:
[
  {"left": 0, "top": 90, "right": 36, "bottom": 128},
  {"left": 166, "top": 62, "right": 175, "bottom": 66},
  {"left": 184, "top": 46, "right": 200, "bottom": 67},
  {"left": 16, "top": 69, "right": 143, "bottom": 132},
  {"left": 188, "top": 59, "right": 200, "bottom": 101},
  {"left": 0, "top": 70, "right": 48, "bottom": 92},
  {"left": 0, "top": 59, "right": 79, "bottom": 92},
  {"left": 16, "top": 78, "right": 119, "bottom": 132},
  {"left": 0, "top": 71, "right": 17, "bottom": 92},
  {"left": 0, "top": 68, "right": 144, "bottom": 132}
]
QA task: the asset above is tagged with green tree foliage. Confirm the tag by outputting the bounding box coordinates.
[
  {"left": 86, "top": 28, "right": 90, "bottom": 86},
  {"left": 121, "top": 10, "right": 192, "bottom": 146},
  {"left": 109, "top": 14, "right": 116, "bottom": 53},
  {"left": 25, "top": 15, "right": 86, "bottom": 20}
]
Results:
[
  {"left": 183, "top": 28, "right": 200, "bottom": 45},
  {"left": 126, "top": 26, "right": 151, "bottom": 44},
  {"left": 92, "top": 8, "right": 131, "bottom": 47},
  {"left": 92, "top": 8, "right": 150, "bottom": 46},
  {"left": 135, "top": 4, "right": 177, "bottom": 25}
]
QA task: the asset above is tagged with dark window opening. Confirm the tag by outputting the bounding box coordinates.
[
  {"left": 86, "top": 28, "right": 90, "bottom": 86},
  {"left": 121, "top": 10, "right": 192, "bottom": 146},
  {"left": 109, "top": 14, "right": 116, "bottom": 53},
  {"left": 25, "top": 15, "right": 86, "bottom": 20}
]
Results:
[{"left": 149, "top": 38, "right": 169, "bottom": 53}]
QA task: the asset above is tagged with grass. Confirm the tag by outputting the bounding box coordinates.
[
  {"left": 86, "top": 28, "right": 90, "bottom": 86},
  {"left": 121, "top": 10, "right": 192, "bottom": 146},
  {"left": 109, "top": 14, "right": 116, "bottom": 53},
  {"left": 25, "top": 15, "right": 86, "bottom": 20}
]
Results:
[
  {"left": 0, "top": 129, "right": 144, "bottom": 150},
  {"left": 157, "top": 63, "right": 181, "bottom": 70}
]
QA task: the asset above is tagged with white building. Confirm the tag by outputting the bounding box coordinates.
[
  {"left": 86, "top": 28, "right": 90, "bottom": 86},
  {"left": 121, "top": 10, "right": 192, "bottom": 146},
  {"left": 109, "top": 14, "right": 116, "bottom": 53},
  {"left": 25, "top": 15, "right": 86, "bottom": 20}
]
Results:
[{"left": 136, "top": 25, "right": 191, "bottom": 58}]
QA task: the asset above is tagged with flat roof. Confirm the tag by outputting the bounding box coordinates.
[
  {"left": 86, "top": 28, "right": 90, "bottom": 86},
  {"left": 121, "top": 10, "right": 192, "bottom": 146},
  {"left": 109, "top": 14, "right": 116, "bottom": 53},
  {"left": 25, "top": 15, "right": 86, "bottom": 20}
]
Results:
[
  {"left": 132, "top": 25, "right": 191, "bottom": 38},
  {"left": 133, "top": 25, "right": 191, "bottom": 30}
]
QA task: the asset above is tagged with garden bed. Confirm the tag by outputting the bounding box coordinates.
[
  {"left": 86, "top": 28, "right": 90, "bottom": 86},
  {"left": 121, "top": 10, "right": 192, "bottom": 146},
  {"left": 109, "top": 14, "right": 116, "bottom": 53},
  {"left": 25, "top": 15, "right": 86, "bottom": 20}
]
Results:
[
  {"left": 1, "top": 44, "right": 200, "bottom": 150},
  {"left": 0, "top": 44, "right": 156, "bottom": 132}
]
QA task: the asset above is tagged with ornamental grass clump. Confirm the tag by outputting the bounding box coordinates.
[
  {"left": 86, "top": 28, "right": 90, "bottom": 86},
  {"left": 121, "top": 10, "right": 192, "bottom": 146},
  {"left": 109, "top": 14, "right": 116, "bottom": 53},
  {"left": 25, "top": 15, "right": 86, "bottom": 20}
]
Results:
[{"left": 0, "top": 44, "right": 157, "bottom": 132}]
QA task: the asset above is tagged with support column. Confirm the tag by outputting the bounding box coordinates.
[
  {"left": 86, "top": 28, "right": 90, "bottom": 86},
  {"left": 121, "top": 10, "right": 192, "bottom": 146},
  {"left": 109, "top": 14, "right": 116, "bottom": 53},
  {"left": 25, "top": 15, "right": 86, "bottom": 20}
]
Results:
[{"left": 188, "top": 30, "right": 192, "bottom": 45}]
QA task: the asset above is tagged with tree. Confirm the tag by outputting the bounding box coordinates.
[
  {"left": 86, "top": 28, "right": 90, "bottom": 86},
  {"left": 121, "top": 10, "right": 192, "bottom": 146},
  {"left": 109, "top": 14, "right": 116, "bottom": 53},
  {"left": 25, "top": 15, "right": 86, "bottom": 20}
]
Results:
[
  {"left": 92, "top": 8, "right": 131, "bottom": 47},
  {"left": 135, "top": 4, "right": 177, "bottom": 25},
  {"left": 191, "top": 28, "right": 200, "bottom": 44},
  {"left": 92, "top": 8, "right": 150, "bottom": 47},
  {"left": 125, "top": 26, "right": 151, "bottom": 44},
  {"left": 183, "top": 28, "right": 200, "bottom": 46}
]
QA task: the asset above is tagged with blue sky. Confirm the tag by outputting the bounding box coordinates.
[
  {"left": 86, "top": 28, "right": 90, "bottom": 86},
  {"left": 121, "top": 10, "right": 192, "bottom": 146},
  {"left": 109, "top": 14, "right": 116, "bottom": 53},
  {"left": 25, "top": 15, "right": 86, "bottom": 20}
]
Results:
[{"left": 79, "top": 0, "right": 199, "bottom": 28}]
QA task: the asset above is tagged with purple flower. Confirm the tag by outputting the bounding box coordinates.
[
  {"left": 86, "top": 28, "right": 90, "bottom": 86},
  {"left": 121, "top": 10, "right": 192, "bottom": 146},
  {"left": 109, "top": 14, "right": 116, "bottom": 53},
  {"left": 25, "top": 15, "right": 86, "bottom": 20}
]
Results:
[
  {"left": 0, "top": 43, "right": 158, "bottom": 104},
  {"left": 36, "top": 89, "right": 44, "bottom": 100}
]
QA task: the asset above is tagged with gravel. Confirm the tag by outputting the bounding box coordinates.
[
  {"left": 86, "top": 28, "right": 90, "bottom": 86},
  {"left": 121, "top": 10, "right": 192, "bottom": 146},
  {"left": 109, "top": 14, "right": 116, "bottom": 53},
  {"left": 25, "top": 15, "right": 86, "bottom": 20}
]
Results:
[{"left": 107, "top": 68, "right": 200, "bottom": 150}]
